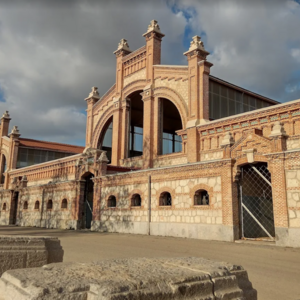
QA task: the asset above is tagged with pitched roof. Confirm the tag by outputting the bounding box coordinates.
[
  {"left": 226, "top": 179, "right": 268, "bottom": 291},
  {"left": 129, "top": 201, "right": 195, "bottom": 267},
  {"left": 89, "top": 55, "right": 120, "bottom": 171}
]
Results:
[{"left": 19, "top": 138, "right": 84, "bottom": 154}]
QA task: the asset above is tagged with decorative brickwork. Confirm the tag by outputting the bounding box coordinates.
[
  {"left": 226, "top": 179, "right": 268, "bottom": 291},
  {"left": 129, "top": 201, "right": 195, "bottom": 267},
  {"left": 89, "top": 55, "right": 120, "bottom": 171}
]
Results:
[{"left": 0, "top": 20, "right": 299, "bottom": 246}]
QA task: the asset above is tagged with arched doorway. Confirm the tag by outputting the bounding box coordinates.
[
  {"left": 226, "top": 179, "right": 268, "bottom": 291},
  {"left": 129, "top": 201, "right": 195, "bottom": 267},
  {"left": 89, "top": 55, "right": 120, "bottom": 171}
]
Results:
[
  {"left": 82, "top": 172, "right": 94, "bottom": 229},
  {"left": 98, "top": 117, "right": 113, "bottom": 163},
  {"left": 0, "top": 154, "right": 7, "bottom": 184},
  {"left": 10, "top": 191, "right": 19, "bottom": 225},
  {"left": 160, "top": 98, "right": 182, "bottom": 155},
  {"left": 128, "top": 90, "right": 144, "bottom": 158},
  {"left": 238, "top": 162, "right": 275, "bottom": 240}
]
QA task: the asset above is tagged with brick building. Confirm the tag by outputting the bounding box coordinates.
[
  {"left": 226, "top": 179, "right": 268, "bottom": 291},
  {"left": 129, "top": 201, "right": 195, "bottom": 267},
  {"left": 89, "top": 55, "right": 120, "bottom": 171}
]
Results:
[{"left": 0, "top": 20, "right": 300, "bottom": 247}]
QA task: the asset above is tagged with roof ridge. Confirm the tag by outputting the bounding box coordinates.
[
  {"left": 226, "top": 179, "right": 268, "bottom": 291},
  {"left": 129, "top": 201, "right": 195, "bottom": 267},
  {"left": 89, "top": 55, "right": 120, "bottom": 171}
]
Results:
[{"left": 19, "top": 137, "right": 84, "bottom": 148}]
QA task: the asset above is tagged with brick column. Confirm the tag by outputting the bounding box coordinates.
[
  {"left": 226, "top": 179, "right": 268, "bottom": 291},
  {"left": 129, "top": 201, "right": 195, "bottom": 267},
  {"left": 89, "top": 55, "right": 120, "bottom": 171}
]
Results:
[
  {"left": 143, "top": 20, "right": 164, "bottom": 83},
  {"left": 111, "top": 97, "right": 122, "bottom": 165},
  {"left": 186, "top": 127, "right": 199, "bottom": 163},
  {"left": 85, "top": 87, "right": 100, "bottom": 148},
  {"left": 184, "top": 36, "right": 213, "bottom": 127},
  {"left": 142, "top": 85, "right": 154, "bottom": 168},
  {"left": 120, "top": 98, "right": 130, "bottom": 161},
  {"left": 268, "top": 154, "right": 289, "bottom": 229},
  {"left": 153, "top": 97, "right": 162, "bottom": 158},
  {"left": 221, "top": 160, "right": 239, "bottom": 241}
]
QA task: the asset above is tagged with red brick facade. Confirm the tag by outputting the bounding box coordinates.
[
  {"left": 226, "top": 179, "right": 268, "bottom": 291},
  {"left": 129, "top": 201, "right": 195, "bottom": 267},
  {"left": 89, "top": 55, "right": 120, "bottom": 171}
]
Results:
[{"left": 0, "top": 20, "right": 300, "bottom": 247}]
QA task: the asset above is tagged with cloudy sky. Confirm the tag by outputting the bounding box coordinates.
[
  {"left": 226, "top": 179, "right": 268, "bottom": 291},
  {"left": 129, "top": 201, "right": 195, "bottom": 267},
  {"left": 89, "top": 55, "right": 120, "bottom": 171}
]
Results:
[{"left": 0, "top": 0, "right": 299, "bottom": 146}]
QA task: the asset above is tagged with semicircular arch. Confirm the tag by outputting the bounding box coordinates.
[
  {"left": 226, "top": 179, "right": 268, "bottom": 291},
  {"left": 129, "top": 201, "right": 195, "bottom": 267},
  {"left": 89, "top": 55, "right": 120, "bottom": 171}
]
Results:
[
  {"left": 153, "top": 86, "right": 188, "bottom": 129},
  {"left": 92, "top": 105, "right": 115, "bottom": 149},
  {"left": 123, "top": 79, "right": 147, "bottom": 99}
]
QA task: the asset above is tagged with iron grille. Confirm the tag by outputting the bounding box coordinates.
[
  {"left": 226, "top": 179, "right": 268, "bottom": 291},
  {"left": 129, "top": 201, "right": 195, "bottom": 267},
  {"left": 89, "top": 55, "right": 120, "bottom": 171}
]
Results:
[{"left": 239, "top": 163, "right": 275, "bottom": 239}]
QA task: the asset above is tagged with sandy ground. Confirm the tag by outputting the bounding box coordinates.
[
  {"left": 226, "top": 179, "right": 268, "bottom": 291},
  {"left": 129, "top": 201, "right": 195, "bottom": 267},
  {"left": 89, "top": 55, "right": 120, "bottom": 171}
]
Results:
[{"left": 0, "top": 225, "right": 299, "bottom": 300}]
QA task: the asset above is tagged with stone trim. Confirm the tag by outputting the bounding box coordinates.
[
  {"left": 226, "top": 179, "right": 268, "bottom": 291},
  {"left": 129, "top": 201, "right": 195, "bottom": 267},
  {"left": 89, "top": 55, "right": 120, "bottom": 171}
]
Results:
[
  {"left": 189, "top": 183, "right": 214, "bottom": 208},
  {"left": 128, "top": 189, "right": 144, "bottom": 209},
  {"left": 156, "top": 186, "right": 175, "bottom": 209}
]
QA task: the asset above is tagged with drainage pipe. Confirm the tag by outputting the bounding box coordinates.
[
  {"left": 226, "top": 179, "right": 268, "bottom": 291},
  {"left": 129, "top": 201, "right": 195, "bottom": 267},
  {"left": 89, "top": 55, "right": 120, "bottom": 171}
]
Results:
[{"left": 148, "top": 175, "right": 151, "bottom": 235}]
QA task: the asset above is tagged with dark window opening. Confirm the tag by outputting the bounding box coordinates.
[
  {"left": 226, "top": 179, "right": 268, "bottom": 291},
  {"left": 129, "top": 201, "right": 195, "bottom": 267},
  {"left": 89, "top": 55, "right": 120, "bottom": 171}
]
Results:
[
  {"left": 61, "top": 199, "right": 68, "bottom": 209},
  {"left": 1, "top": 155, "right": 6, "bottom": 184},
  {"left": 108, "top": 195, "right": 117, "bottom": 208},
  {"left": 100, "top": 118, "right": 113, "bottom": 163},
  {"left": 194, "top": 190, "right": 209, "bottom": 205},
  {"left": 2, "top": 202, "right": 6, "bottom": 211},
  {"left": 47, "top": 200, "right": 53, "bottom": 210},
  {"left": 160, "top": 98, "right": 182, "bottom": 155},
  {"left": 23, "top": 201, "right": 28, "bottom": 210},
  {"left": 159, "top": 192, "right": 172, "bottom": 206},
  {"left": 16, "top": 148, "right": 75, "bottom": 169},
  {"left": 34, "top": 201, "right": 40, "bottom": 210},
  {"left": 128, "top": 90, "right": 144, "bottom": 158},
  {"left": 131, "top": 194, "right": 141, "bottom": 207}
]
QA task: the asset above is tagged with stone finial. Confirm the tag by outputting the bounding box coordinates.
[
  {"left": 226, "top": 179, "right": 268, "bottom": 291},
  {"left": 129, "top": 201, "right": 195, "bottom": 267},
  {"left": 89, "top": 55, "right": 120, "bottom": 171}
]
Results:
[
  {"left": 10, "top": 126, "right": 20, "bottom": 137},
  {"left": 184, "top": 35, "right": 210, "bottom": 57},
  {"left": 190, "top": 36, "right": 206, "bottom": 51},
  {"left": 143, "top": 20, "right": 165, "bottom": 37},
  {"left": 89, "top": 87, "right": 100, "bottom": 98},
  {"left": 98, "top": 151, "right": 109, "bottom": 163},
  {"left": 269, "top": 121, "right": 286, "bottom": 137},
  {"left": 113, "top": 39, "right": 132, "bottom": 54},
  {"left": 220, "top": 132, "right": 234, "bottom": 148},
  {"left": 85, "top": 86, "right": 100, "bottom": 102},
  {"left": 1, "top": 111, "right": 10, "bottom": 119},
  {"left": 147, "top": 20, "right": 161, "bottom": 33}
]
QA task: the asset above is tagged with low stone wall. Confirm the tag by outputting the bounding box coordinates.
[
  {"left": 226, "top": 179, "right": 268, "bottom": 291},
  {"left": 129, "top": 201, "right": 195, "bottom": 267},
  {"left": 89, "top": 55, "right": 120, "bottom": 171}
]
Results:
[
  {"left": 0, "top": 235, "right": 64, "bottom": 276},
  {"left": 0, "top": 257, "right": 257, "bottom": 300}
]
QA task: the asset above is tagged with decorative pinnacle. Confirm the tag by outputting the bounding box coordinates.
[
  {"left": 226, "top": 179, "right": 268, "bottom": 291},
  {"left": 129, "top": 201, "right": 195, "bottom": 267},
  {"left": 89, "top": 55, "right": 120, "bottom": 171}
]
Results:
[
  {"left": 10, "top": 125, "right": 20, "bottom": 136},
  {"left": 85, "top": 86, "right": 100, "bottom": 101},
  {"left": 184, "top": 35, "right": 209, "bottom": 57},
  {"left": 143, "top": 20, "right": 165, "bottom": 37},
  {"left": 113, "top": 39, "right": 132, "bottom": 54},
  {"left": 1, "top": 111, "right": 10, "bottom": 119}
]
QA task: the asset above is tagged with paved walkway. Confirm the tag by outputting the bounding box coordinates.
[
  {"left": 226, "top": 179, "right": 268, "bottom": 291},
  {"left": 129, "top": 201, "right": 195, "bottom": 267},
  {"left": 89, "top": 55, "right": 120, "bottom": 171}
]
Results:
[{"left": 1, "top": 226, "right": 299, "bottom": 300}]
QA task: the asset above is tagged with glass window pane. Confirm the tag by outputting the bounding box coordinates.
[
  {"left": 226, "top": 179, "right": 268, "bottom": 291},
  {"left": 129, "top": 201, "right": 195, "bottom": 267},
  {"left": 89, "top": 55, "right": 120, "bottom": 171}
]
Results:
[
  {"left": 228, "top": 99, "right": 235, "bottom": 116},
  {"left": 133, "top": 133, "right": 143, "bottom": 151},
  {"left": 220, "top": 97, "right": 228, "bottom": 118},
  {"left": 134, "top": 126, "right": 143, "bottom": 134},
  {"left": 163, "top": 139, "right": 172, "bottom": 154},
  {"left": 163, "top": 132, "right": 173, "bottom": 139},
  {"left": 174, "top": 141, "right": 182, "bottom": 152},
  {"left": 213, "top": 81, "right": 219, "bottom": 94},
  {"left": 221, "top": 85, "right": 227, "bottom": 97}
]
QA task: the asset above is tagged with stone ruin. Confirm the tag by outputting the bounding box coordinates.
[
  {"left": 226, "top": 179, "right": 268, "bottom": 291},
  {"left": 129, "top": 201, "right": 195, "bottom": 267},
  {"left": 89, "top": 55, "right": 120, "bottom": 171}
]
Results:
[{"left": 0, "top": 254, "right": 257, "bottom": 299}]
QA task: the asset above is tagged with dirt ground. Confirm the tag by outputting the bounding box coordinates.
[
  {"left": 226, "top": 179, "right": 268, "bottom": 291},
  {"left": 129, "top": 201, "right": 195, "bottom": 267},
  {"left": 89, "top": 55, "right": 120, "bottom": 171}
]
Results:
[{"left": 1, "top": 226, "right": 299, "bottom": 300}]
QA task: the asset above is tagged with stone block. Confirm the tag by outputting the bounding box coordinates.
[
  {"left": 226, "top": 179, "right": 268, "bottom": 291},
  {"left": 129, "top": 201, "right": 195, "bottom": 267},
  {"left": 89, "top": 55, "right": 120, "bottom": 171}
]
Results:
[
  {"left": 0, "top": 257, "right": 257, "bottom": 300},
  {"left": 0, "top": 235, "right": 64, "bottom": 277}
]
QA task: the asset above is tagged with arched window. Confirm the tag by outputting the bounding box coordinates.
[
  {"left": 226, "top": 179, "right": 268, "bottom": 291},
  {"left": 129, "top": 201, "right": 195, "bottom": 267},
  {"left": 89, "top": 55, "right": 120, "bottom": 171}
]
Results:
[
  {"left": 47, "top": 200, "right": 53, "bottom": 210},
  {"left": 131, "top": 194, "right": 141, "bottom": 207},
  {"left": 107, "top": 195, "right": 116, "bottom": 208},
  {"left": 61, "top": 199, "right": 68, "bottom": 209},
  {"left": 2, "top": 202, "right": 6, "bottom": 211},
  {"left": 194, "top": 190, "right": 209, "bottom": 205},
  {"left": 34, "top": 201, "right": 40, "bottom": 210},
  {"left": 23, "top": 201, "right": 28, "bottom": 210},
  {"left": 159, "top": 192, "right": 172, "bottom": 206},
  {"left": 128, "top": 90, "right": 144, "bottom": 158},
  {"left": 160, "top": 98, "right": 182, "bottom": 155},
  {"left": 99, "top": 117, "right": 113, "bottom": 163}
]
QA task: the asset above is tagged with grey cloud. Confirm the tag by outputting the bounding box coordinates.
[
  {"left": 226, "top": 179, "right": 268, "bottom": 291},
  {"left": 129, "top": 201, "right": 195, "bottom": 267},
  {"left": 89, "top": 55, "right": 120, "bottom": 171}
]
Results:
[
  {"left": 176, "top": 0, "right": 300, "bottom": 102},
  {"left": 0, "top": 0, "right": 188, "bottom": 144}
]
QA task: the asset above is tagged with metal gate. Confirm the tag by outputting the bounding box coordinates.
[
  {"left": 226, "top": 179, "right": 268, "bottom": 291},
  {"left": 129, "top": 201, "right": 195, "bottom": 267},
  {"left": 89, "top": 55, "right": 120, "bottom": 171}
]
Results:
[{"left": 238, "top": 163, "right": 275, "bottom": 240}]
